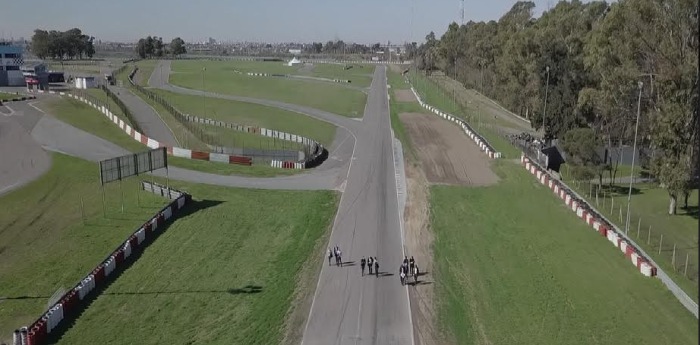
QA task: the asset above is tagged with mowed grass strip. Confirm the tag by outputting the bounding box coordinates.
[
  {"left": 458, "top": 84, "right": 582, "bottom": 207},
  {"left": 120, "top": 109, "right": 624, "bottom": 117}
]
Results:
[
  {"left": 0, "top": 154, "right": 168, "bottom": 338},
  {"left": 0, "top": 93, "right": 26, "bottom": 101},
  {"left": 55, "top": 182, "right": 339, "bottom": 345},
  {"left": 150, "top": 88, "right": 336, "bottom": 146},
  {"left": 431, "top": 161, "right": 698, "bottom": 345},
  {"left": 387, "top": 68, "right": 424, "bottom": 160},
  {"left": 42, "top": 96, "right": 303, "bottom": 177},
  {"left": 170, "top": 60, "right": 367, "bottom": 118}
]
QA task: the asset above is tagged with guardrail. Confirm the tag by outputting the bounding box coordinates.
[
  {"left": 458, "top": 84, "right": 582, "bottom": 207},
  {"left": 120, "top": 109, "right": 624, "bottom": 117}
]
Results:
[{"left": 15, "top": 183, "right": 191, "bottom": 345}]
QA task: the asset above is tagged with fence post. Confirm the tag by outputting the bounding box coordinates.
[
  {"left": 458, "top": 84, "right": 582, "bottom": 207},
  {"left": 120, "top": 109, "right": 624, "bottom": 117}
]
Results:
[
  {"left": 619, "top": 205, "right": 623, "bottom": 223},
  {"left": 80, "top": 195, "right": 85, "bottom": 224},
  {"left": 659, "top": 234, "right": 663, "bottom": 255},
  {"left": 672, "top": 243, "right": 676, "bottom": 269},
  {"left": 610, "top": 197, "right": 614, "bottom": 214},
  {"left": 636, "top": 217, "right": 641, "bottom": 238},
  {"left": 684, "top": 252, "right": 690, "bottom": 277},
  {"left": 603, "top": 191, "right": 606, "bottom": 208}
]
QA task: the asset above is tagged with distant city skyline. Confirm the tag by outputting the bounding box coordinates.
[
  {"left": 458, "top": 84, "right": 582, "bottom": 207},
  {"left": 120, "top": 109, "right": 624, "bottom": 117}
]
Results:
[{"left": 1, "top": 0, "right": 598, "bottom": 44}]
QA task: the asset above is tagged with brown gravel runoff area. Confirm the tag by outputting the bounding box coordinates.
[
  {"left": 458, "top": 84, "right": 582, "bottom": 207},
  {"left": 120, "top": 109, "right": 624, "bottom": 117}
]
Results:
[
  {"left": 399, "top": 112, "right": 498, "bottom": 186},
  {"left": 403, "top": 160, "right": 443, "bottom": 345},
  {"left": 394, "top": 89, "right": 417, "bottom": 103}
]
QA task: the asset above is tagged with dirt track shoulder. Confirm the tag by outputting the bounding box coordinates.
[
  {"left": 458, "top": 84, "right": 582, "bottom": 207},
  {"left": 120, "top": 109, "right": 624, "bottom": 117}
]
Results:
[{"left": 399, "top": 112, "right": 498, "bottom": 186}]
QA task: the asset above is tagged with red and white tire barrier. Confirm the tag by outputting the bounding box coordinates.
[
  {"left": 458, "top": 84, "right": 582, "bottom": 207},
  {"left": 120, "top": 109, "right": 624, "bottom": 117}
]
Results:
[
  {"left": 409, "top": 87, "right": 501, "bottom": 159},
  {"left": 21, "top": 184, "right": 191, "bottom": 345},
  {"left": 64, "top": 93, "right": 253, "bottom": 166},
  {"left": 271, "top": 160, "right": 305, "bottom": 169},
  {"left": 520, "top": 154, "right": 657, "bottom": 278}
]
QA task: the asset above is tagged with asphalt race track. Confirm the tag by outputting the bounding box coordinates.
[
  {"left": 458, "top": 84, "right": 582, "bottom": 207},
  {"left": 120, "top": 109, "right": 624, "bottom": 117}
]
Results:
[{"left": 300, "top": 67, "right": 413, "bottom": 345}]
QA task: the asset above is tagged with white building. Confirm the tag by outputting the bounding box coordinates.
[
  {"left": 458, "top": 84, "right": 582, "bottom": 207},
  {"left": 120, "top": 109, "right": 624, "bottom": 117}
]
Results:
[
  {"left": 289, "top": 49, "right": 301, "bottom": 55},
  {"left": 287, "top": 57, "right": 302, "bottom": 67},
  {"left": 74, "top": 76, "right": 97, "bottom": 89},
  {"left": 0, "top": 43, "right": 25, "bottom": 86}
]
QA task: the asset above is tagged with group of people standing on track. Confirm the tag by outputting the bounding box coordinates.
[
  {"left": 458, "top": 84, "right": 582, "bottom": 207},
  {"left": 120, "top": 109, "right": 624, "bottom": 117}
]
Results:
[
  {"left": 329, "top": 247, "right": 420, "bottom": 286},
  {"left": 399, "top": 256, "right": 419, "bottom": 286},
  {"left": 329, "top": 246, "right": 343, "bottom": 267},
  {"left": 360, "top": 256, "right": 380, "bottom": 277}
]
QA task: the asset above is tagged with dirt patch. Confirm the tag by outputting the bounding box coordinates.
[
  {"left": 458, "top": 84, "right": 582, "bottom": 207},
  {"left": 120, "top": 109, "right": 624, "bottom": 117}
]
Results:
[
  {"left": 404, "top": 160, "right": 442, "bottom": 345},
  {"left": 395, "top": 89, "right": 417, "bottom": 103},
  {"left": 400, "top": 113, "right": 499, "bottom": 186}
]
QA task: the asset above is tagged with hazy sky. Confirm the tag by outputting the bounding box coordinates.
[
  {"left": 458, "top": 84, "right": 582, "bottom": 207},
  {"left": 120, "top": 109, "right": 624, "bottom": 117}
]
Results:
[{"left": 1, "top": 0, "right": 569, "bottom": 44}]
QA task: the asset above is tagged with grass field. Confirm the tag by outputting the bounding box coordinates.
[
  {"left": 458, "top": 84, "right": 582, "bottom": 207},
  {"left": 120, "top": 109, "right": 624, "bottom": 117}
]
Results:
[
  {"left": 169, "top": 60, "right": 367, "bottom": 118},
  {"left": 133, "top": 60, "right": 158, "bottom": 86},
  {"left": 54, "top": 181, "right": 339, "bottom": 345},
  {"left": 42, "top": 96, "right": 146, "bottom": 153},
  {"left": 42, "top": 96, "right": 303, "bottom": 177},
  {"left": 565, "top": 179, "right": 699, "bottom": 302},
  {"left": 430, "top": 161, "right": 698, "bottom": 345},
  {"left": 561, "top": 164, "right": 651, "bottom": 182},
  {"left": 298, "top": 63, "right": 375, "bottom": 87},
  {"left": 0, "top": 93, "right": 23, "bottom": 101},
  {"left": 0, "top": 154, "right": 168, "bottom": 339},
  {"left": 150, "top": 88, "right": 336, "bottom": 146},
  {"left": 409, "top": 71, "right": 520, "bottom": 158}
]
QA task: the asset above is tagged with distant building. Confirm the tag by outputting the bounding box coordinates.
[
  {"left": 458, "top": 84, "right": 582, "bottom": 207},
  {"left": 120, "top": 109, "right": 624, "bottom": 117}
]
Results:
[
  {"left": 21, "top": 62, "right": 49, "bottom": 90},
  {"left": 0, "top": 43, "right": 25, "bottom": 86},
  {"left": 287, "top": 57, "right": 302, "bottom": 67},
  {"left": 289, "top": 49, "right": 301, "bottom": 55},
  {"left": 74, "top": 76, "right": 97, "bottom": 89}
]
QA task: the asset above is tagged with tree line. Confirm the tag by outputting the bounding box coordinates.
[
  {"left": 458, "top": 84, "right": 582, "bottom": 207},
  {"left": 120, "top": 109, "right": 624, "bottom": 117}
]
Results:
[
  {"left": 135, "top": 36, "right": 186, "bottom": 59},
  {"left": 303, "top": 40, "right": 396, "bottom": 56},
  {"left": 30, "top": 28, "right": 96, "bottom": 60},
  {"left": 411, "top": 0, "right": 697, "bottom": 214}
]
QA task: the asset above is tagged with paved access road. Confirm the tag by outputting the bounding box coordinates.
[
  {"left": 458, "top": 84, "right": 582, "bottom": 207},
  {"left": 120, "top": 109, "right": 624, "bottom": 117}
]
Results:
[
  {"left": 0, "top": 103, "right": 51, "bottom": 196},
  {"left": 301, "top": 67, "right": 413, "bottom": 345},
  {"left": 106, "top": 85, "right": 179, "bottom": 147}
]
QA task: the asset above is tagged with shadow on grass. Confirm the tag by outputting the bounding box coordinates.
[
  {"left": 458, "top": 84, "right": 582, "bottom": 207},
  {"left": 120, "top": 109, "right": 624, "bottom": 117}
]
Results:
[
  {"left": 45, "top": 198, "right": 222, "bottom": 345},
  {"left": 600, "top": 185, "right": 644, "bottom": 196},
  {"left": 0, "top": 295, "right": 52, "bottom": 301},
  {"left": 681, "top": 205, "right": 699, "bottom": 220},
  {"left": 406, "top": 281, "right": 433, "bottom": 286},
  {"left": 103, "top": 285, "right": 263, "bottom": 296}
]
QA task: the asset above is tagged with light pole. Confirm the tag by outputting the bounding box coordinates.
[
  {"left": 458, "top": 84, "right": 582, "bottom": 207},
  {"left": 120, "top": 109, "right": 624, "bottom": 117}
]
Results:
[
  {"left": 625, "top": 81, "right": 644, "bottom": 234},
  {"left": 542, "top": 65, "right": 550, "bottom": 140},
  {"left": 202, "top": 67, "right": 206, "bottom": 119}
]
